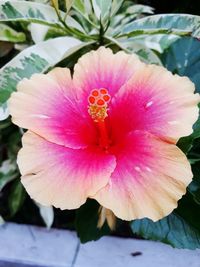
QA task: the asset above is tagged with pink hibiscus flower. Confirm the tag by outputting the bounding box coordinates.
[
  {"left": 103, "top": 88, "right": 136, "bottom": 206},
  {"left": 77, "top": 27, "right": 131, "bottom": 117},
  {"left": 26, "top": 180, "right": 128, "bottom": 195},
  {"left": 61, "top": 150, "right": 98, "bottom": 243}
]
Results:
[{"left": 9, "top": 47, "right": 200, "bottom": 221}]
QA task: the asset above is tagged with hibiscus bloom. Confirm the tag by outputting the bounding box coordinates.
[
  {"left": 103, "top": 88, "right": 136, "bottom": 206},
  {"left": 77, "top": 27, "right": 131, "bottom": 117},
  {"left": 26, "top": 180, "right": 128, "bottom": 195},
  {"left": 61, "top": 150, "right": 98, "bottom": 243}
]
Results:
[{"left": 9, "top": 47, "right": 199, "bottom": 221}]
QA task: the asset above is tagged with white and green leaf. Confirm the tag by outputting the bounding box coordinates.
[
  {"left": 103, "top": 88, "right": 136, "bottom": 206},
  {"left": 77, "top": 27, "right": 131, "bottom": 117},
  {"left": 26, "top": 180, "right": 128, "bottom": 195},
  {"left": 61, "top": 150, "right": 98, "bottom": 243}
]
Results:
[
  {"left": 73, "top": 0, "right": 97, "bottom": 28},
  {"left": 106, "top": 35, "right": 162, "bottom": 65},
  {"left": 65, "top": 0, "right": 74, "bottom": 13},
  {"left": 0, "top": 0, "right": 86, "bottom": 36},
  {"left": 110, "top": 0, "right": 124, "bottom": 17},
  {"left": 121, "top": 14, "right": 200, "bottom": 38},
  {"left": 92, "top": 0, "right": 112, "bottom": 22},
  {"left": 0, "top": 0, "right": 62, "bottom": 28},
  {"left": 0, "top": 36, "right": 91, "bottom": 106},
  {"left": 127, "top": 34, "right": 180, "bottom": 53},
  {"left": 126, "top": 4, "right": 154, "bottom": 15}
]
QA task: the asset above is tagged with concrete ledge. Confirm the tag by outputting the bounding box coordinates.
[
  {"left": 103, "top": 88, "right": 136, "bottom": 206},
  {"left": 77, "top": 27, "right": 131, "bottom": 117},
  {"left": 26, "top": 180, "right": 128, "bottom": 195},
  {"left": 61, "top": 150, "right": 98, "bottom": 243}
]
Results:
[
  {"left": 0, "top": 223, "right": 199, "bottom": 267},
  {"left": 0, "top": 223, "right": 78, "bottom": 267}
]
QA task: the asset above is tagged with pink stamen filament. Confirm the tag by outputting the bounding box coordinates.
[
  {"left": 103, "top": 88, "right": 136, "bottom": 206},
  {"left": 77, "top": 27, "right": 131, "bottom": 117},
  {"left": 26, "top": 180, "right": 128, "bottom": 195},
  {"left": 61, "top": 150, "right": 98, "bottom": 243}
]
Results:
[
  {"left": 88, "top": 88, "right": 111, "bottom": 150},
  {"left": 95, "top": 120, "right": 110, "bottom": 150}
]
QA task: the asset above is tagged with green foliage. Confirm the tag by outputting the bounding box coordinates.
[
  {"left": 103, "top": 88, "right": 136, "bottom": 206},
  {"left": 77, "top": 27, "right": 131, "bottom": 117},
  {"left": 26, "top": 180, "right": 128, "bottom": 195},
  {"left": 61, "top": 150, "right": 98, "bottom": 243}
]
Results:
[
  {"left": 0, "top": 160, "right": 17, "bottom": 191},
  {"left": 162, "top": 37, "right": 200, "bottom": 93},
  {"left": 0, "top": 1, "right": 63, "bottom": 27},
  {"left": 0, "top": 23, "right": 26, "bottom": 42},
  {"left": 75, "top": 200, "right": 110, "bottom": 243},
  {"left": 0, "top": 0, "right": 200, "bottom": 248},
  {"left": 131, "top": 37, "right": 200, "bottom": 249},
  {"left": 131, "top": 161, "right": 200, "bottom": 249},
  {"left": 120, "top": 14, "right": 200, "bottom": 38},
  {"left": 131, "top": 212, "right": 200, "bottom": 249},
  {"left": 162, "top": 37, "right": 200, "bottom": 155},
  {"left": 9, "top": 179, "right": 26, "bottom": 217}
]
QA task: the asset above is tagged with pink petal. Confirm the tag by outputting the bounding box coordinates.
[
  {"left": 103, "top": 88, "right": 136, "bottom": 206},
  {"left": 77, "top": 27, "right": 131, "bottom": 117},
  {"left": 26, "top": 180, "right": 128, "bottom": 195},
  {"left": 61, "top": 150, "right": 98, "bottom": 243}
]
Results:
[
  {"left": 18, "top": 131, "right": 116, "bottom": 209},
  {"left": 9, "top": 68, "right": 97, "bottom": 149},
  {"left": 110, "top": 64, "right": 200, "bottom": 143},
  {"left": 73, "top": 47, "right": 144, "bottom": 101},
  {"left": 93, "top": 131, "right": 192, "bottom": 221}
]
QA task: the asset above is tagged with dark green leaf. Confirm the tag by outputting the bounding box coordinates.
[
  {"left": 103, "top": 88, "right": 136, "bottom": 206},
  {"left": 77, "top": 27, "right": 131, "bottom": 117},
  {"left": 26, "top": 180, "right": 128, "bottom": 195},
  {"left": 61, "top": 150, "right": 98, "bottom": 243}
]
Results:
[
  {"left": 162, "top": 37, "right": 200, "bottom": 153},
  {"left": 131, "top": 212, "right": 200, "bottom": 249},
  {"left": 9, "top": 179, "right": 26, "bottom": 217},
  {"left": 131, "top": 190, "right": 200, "bottom": 249},
  {"left": 75, "top": 200, "right": 110, "bottom": 243},
  {"left": 162, "top": 37, "right": 200, "bottom": 92},
  {"left": 189, "top": 162, "right": 200, "bottom": 205}
]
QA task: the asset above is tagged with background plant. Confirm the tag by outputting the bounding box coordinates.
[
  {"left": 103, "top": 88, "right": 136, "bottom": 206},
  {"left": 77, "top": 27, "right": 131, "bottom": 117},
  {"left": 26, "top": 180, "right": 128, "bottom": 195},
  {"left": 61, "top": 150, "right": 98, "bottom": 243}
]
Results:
[{"left": 0, "top": 0, "right": 200, "bottom": 249}]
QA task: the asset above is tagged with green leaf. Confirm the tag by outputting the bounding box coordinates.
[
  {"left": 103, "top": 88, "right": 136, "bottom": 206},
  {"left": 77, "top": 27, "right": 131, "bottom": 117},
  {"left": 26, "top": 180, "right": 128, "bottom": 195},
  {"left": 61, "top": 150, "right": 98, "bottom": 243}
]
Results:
[
  {"left": 73, "top": 0, "right": 97, "bottom": 28},
  {"left": 121, "top": 14, "right": 200, "bottom": 38},
  {"left": 131, "top": 191, "right": 200, "bottom": 249},
  {"left": 177, "top": 115, "right": 200, "bottom": 154},
  {"left": 0, "top": 23, "right": 26, "bottom": 42},
  {"left": 110, "top": 0, "right": 124, "bottom": 17},
  {"left": 162, "top": 37, "right": 200, "bottom": 93},
  {"left": 162, "top": 37, "right": 200, "bottom": 154},
  {"left": 75, "top": 200, "right": 110, "bottom": 243},
  {"left": 0, "top": 159, "right": 17, "bottom": 190},
  {"left": 92, "top": 0, "right": 112, "bottom": 22},
  {"left": 9, "top": 179, "right": 26, "bottom": 217},
  {"left": 189, "top": 166, "right": 200, "bottom": 204},
  {"left": 177, "top": 135, "right": 194, "bottom": 154},
  {"left": 35, "top": 202, "right": 54, "bottom": 229},
  {"left": 0, "top": 36, "right": 89, "bottom": 104},
  {"left": 131, "top": 213, "right": 200, "bottom": 249},
  {"left": 0, "top": 90, "right": 10, "bottom": 104}
]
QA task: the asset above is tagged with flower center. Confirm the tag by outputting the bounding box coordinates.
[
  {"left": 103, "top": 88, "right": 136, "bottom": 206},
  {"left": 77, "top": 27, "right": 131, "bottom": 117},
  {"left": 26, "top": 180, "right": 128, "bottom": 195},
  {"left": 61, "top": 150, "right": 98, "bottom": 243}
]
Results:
[{"left": 88, "top": 88, "right": 111, "bottom": 150}]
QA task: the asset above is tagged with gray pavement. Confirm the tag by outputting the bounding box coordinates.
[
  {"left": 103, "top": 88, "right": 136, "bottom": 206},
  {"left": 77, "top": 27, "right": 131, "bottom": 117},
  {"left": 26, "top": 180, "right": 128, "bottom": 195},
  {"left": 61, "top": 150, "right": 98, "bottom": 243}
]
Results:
[{"left": 0, "top": 223, "right": 199, "bottom": 267}]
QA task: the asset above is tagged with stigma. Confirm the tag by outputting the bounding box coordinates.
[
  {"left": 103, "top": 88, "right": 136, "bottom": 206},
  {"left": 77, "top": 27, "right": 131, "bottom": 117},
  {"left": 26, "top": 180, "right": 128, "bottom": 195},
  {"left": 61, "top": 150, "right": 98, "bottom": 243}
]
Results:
[
  {"left": 88, "top": 88, "right": 111, "bottom": 122},
  {"left": 88, "top": 88, "right": 111, "bottom": 150}
]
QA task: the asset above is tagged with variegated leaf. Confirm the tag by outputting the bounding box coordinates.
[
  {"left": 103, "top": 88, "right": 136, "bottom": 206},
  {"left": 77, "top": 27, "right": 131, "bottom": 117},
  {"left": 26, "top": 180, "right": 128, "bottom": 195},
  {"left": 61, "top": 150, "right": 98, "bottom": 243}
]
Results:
[
  {"left": 0, "top": 0, "right": 62, "bottom": 28},
  {"left": 126, "top": 4, "right": 154, "bottom": 15},
  {"left": 121, "top": 14, "right": 200, "bottom": 38},
  {"left": 0, "top": 0, "right": 85, "bottom": 34},
  {"left": 0, "top": 36, "right": 91, "bottom": 120},
  {"left": 127, "top": 34, "right": 180, "bottom": 53}
]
